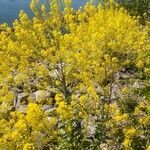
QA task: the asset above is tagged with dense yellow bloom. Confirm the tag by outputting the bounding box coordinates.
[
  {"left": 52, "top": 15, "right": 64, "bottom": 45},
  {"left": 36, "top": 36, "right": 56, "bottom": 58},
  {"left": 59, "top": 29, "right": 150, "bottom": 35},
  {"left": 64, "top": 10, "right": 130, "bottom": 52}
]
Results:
[
  {"left": 136, "top": 60, "right": 144, "bottom": 68},
  {"left": 23, "top": 143, "right": 35, "bottom": 150},
  {"left": 123, "top": 138, "right": 132, "bottom": 150},
  {"left": 55, "top": 93, "right": 64, "bottom": 104},
  {"left": 114, "top": 113, "right": 128, "bottom": 124},
  {"left": 147, "top": 145, "right": 150, "bottom": 150},
  {"left": 124, "top": 128, "right": 137, "bottom": 138},
  {"left": 0, "top": 0, "right": 149, "bottom": 149},
  {"left": 56, "top": 101, "right": 73, "bottom": 120},
  {"left": 15, "top": 119, "right": 27, "bottom": 132},
  {"left": 26, "top": 103, "right": 44, "bottom": 128}
]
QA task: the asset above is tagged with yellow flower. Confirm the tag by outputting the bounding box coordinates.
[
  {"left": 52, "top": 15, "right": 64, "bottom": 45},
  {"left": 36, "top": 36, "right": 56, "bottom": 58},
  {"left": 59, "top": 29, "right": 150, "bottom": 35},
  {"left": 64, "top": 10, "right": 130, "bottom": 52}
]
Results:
[
  {"left": 0, "top": 0, "right": 149, "bottom": 149},
  {"left": 147, "top": 145, "right": 150, "bottom": 150},
  {"left": 124, "top": 128, "right": 137, "bottom": 138},
  {"left": 123, "top": 138, "right": 132, "bottom": 150},
  {"left": 79, "top": 95, "right": 87, "bottom": 105},
  {"left": 114, "top": 113, "right": 128, "bottom": 124},
  {"left": 23, "top": 143, "right": 35, "bottom": 150},
  {"left": 136, "top": 60, "right": 144, "bottom": 68},
  {"left": 112, "top": 57, "right": 119, "bottom": 63},
  {"left": 56, "top": 101, "right": 73, "bottom": 120},
  {"left": 26, "top": 103, "right": 44, "bottom": 128},
  {"left": 41, "top": 4, "right": 46, "bottom": 12},
  {"left": 15, "top": 119, "right": 27, "bottom": 131},
  {"left": 55, "top": 94, "right": 64, "bottom": 104},
  {"left": 55, "top": 80, "right": 61, "bottom": 86}
]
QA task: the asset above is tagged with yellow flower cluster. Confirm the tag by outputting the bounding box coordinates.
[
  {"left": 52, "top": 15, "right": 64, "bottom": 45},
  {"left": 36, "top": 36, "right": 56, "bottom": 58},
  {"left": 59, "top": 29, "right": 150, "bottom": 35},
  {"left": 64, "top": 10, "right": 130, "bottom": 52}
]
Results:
[
  {"left": 0, "top": 0, "right": 149, "bottom": 149},
  {"left": 23, "top": 143, "right": 35, "bottom": 150},
  {"left": 55, "top": 94, "right": 73, "bottom": 120}
]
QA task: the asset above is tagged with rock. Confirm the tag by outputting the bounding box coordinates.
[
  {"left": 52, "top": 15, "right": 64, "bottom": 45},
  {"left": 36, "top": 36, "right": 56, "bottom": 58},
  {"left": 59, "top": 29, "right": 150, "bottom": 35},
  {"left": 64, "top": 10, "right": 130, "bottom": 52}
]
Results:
[
  {"left": 49, "top": 70, "right": 58, "bottom": 79},
  {"left": 100, "top": 142, "right": 121, "bottom": 150},
  {"left": 115, "top": 68, "right": 135, "bottom": 80},
  {"left": 14, "top": 93, "right": 28, "bottom": 109},
  {"left": 34, "top": 90, "right": 50, "bottom": 103},
  {"left": 42, "top": 104, "right": 51, "bottom": 111},
  {"left": 42, "top": 104, "right": 56, "bottom": 113},
  {"left": 44, "top": 107, "right": 56, "bottom": 113},
  {"left": 11, "top": 87, "right": 22, "bottom": 93},
  {"left": 87, "top": 115, "right": 96, "bottom": 138},
  {"left": 121, "top": 73, "right": 132, "bottom": 79},
  {"left": 111, "top": 83, "right": 121, "bottom": 101},
  {"left": 100, "top": 143, "right": 109, "bottom": 150},
  {"left": 95, "top": 84, "right": 103, "bottom": 95},
  {"left": 87, "top": 125, "right": 96, "bottom": 137},
  {"left": 132, "top": 81, "right": 145, "bottom": 89},
  {"left": 17, "top": 105, "right": 28, "bottom": 113},
  {"left": 115, "top": 72, "right": 133, "bottom": 80},
  {"left": 28, "top": 92, "right": 36, "bottom": 103},
  {"left": 18, "top": 93, "right": 28, "bottom": 101}
]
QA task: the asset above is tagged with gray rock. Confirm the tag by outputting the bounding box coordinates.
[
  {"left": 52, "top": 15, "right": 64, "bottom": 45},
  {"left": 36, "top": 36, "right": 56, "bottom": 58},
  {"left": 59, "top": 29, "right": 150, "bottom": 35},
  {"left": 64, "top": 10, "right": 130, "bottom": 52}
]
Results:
[
  {"left": 42, "top": 105, "right": 51, "bottom": 111},
  {"left": 34, "top": 90, "right": 50, "bottom": 103},
  {"left": 121, "top": 73, "right": 132, "bottom": 79},
  {"left": 14, "top": 93, "right": 28, "bottom": 108},
  {"left": 111, "top": 83, "right": 121, "bottom": 101},
  {"left": 45, "top": 107, "right": 56, "bottom": 113},
  {"left": 132, "top": 81, "right": 145, "bottom": 89},
  {"left": 100, "top": 143, "right": 109, "bottom": 150},
  {"left": 17, "top": 105, "right": 28, "bottom": 113},
  {"left": 49, "top": 70, "right": 58, "bottom": 79},
  {"left": 18, "top": 93, "right": 28, "bottom": 101},
  {"left": 11, "top": 87, "right": 22, "bottom": 93},
  {"left": 115, "top": 70, "right": 134, "bottom": 80},
  {"left": 96, "top": 85, "right": 103, "bottom": 95},
  {"left": 28, "top": 92, "right": 36, "bottom": 102},
  {"left": 87, "top": 115, "right": 96, "bottom": 137}
]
